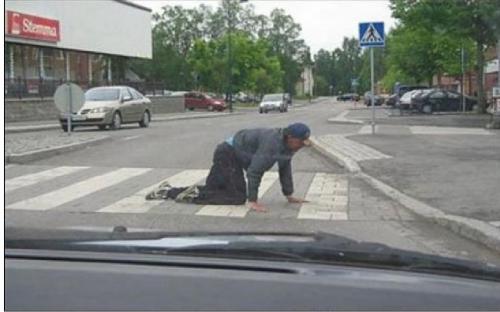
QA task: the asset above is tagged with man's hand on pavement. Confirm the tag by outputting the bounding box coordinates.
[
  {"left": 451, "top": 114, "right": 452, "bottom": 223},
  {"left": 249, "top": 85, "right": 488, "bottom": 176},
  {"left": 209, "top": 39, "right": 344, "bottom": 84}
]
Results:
[
  {"left": 286, "top": 196, "right": 309, "bottom": 204},
  {"left": 248, "top": 201, "right": 267, "bottom": 212}
]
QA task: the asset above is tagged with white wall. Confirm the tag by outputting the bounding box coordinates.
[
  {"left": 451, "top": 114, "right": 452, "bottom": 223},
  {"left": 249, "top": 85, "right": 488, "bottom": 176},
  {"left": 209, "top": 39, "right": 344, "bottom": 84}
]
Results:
[{"left": 5, "top": 0, "right": 152, "bottom": 59}]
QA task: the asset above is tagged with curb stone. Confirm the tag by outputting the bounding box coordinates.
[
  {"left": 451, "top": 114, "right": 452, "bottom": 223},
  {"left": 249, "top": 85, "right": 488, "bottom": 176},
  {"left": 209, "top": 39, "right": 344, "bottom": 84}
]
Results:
[
  {"left": 310, "top": 137, "right": 360, "bottom": 173},
  {"left": 5, "top": 136, "right": 112, "bottom": 164},
  {"left": 311, "top": 134, "right": 500, "bottom": 253}
]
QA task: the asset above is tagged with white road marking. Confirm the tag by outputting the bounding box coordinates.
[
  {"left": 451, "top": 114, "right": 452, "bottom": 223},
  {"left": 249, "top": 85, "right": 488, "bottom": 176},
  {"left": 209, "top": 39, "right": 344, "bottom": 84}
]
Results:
[
  {"left": 5, "top": 166, "right": 89, "bottom": 193},
  {"left": 98, "top": 169, "right": 209, "bottom": 213},
  {"left": 358, "top": 125, "right": 379, "bottom": 134},
  {"left": 298, "top": 173, "right": 349, "bottom": 220},
  {"left": 317, "top": 135, "right": 391, "bottom": 161},
  {"left": 122, "top": 135, "right": 141, "bottom": 141},
  {"left": 489, "top": 221, "right": 500, "bottom": 227},
  {"left": 7, "top": 168, "right": 151, "bottom": 211},
  {"left": 410, "top": 126, "right": 492, "bottom": 135},
  {"left": 196, "top": 171, "right": 279, "bottom": 217}
]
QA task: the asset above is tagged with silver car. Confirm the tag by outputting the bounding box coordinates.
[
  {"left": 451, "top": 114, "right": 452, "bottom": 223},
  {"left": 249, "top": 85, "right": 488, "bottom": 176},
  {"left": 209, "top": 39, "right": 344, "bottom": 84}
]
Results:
[
  {"left": 59, "top": 86, "right": 152, "bottom": 131},
  {"left": 259, "top": 93, "right": 288, "bottom": 113}
]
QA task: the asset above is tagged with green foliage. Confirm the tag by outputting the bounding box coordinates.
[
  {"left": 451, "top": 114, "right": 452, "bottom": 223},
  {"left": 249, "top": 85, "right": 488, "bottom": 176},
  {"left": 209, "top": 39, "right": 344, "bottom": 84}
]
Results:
[
  {"left": 389, "top": 0, "right": 500, "bottom": 111},
  {"left": 130, "top": 1, "right": 308, "bottom": 95}
]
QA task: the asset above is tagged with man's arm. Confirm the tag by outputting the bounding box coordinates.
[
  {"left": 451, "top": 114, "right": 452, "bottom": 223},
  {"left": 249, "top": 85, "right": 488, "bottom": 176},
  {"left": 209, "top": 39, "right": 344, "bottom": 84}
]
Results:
[
  {"left": 279, "top": 158, "right": 309, "bottom": 204},
  {"left": 246, "top": 141, "right": 278, "bottom": 202},
  {"left": 278, "top": 159, "right": 294, "bottom": 197}
]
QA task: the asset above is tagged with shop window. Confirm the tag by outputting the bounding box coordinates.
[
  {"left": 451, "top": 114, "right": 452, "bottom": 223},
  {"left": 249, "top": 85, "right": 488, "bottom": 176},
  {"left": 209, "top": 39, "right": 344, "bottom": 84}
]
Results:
[
  {"left": 12, "top": 44, "right": 24, "bottom": 79},
  {"left": 90, "top": 54, "right": 107, "bottom": 84},
  {"left": 24, "top": 45, "right": 40, "bottom": 80},
  {"left": 41, "top": 48, "right": 65, "bottom": 81}
]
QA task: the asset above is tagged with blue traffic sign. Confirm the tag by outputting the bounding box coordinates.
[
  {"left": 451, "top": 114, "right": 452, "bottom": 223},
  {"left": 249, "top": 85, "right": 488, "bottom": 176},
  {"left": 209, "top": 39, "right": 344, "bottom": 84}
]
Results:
[{"left": 359, "top": 22, "right": 384, "bottom": 47}]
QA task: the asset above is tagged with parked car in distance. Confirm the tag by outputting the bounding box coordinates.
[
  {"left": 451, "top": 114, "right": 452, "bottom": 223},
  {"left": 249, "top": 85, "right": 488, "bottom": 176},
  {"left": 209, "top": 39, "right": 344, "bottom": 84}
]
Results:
[
  {"left": 284, "top": 93, "right": 292, "bottom": 105},
  {"left": 386, "top": 93, "right": 398, "bottom": 106},
  {"left": 185, "top": 91, "right": 226, "bottom": 111},
  {"left": 337, "top": 93, "right": 360, "bottom": 101},
  {"left": 410, "top": 89, "right": 477, "bottom": 114},
  {"left": 59, "top": 86, "right": 152, "bottom": 132},
  {"left": 259, "top": 93, "right": 288, "bottom": 113},
  {"left": 364, "top": 91, "right": 384, "bottom": 106},
  {"left": 399, "top": 89, "right": 426, "bottom": 110}
]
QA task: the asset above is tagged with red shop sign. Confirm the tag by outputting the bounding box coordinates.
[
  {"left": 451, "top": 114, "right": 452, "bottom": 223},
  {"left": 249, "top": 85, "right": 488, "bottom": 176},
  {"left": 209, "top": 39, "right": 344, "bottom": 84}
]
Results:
[{"left": 6, "top": 11, "right": 60, "bottom": 42}]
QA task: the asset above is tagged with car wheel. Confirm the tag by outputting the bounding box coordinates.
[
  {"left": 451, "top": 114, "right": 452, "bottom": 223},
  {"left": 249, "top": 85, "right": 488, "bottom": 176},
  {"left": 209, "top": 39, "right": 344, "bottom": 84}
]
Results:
[
  {"left": 98, "top": 125, "right": 107, "bottom": 130},
  {"left": 110, "top": 112, "right": 122, "bottom": 130},
  {"left": 139, "top": 111, "right": 150, "bottom": 128},
  {"left": 422, "top": 104, "right": 433, "bottom": 114},
  {"left": 259, "top": 108, "right": 263, "bottom": 114}
]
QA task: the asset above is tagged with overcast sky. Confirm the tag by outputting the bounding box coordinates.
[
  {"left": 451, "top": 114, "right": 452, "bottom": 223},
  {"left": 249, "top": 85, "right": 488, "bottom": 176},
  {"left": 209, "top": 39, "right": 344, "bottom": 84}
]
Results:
[{"left": 134, "top": 0, "right": 397, "bottom": 55}]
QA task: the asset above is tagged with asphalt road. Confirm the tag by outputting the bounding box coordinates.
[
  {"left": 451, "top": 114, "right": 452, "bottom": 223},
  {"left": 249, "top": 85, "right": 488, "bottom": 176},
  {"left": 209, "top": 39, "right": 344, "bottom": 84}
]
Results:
[{"left": 5, "top": 98, "right": 500, "bottom": 265}]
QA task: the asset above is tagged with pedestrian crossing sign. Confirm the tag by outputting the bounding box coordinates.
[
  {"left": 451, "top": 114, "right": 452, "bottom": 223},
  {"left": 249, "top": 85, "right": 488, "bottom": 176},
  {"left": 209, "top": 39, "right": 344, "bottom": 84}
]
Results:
[{"left": 359, "top": 22, "right": 384, "bottom": 47}]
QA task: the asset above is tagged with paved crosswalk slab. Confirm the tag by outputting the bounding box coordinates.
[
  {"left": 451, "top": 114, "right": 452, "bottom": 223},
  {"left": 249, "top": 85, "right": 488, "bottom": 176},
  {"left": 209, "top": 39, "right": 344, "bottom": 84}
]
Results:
[
  {"left": 5, "top": 166, "right": 114, "bottom": 206},
  {"left": 6, "top": 165, "right": 356, "bottom": 222}
]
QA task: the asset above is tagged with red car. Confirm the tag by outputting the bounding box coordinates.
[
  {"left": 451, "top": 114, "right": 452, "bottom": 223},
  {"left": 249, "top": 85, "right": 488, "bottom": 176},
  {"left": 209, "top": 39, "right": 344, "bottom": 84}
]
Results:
[{"left": 185, "top": 92, "right": 226, "bottom": 111}]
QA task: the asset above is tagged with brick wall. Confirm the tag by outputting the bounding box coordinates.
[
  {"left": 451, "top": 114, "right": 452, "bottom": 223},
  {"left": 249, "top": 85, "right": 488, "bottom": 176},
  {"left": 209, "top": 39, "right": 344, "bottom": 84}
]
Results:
[{"left": 5, "top": 96, "right": 186, "bottom": 122}]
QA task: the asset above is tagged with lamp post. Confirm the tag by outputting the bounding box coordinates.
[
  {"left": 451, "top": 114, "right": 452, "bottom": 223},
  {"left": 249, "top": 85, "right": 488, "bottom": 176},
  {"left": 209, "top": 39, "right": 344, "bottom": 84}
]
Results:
[{"left": 225, "top": 0, "right": 248, "bottom": 113}]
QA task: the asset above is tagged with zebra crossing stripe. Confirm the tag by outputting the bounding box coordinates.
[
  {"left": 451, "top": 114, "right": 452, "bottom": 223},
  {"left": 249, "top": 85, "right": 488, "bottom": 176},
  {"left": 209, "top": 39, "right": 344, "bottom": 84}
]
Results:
[
  {"left": 298, "top": 173, "right": 349, "bottom": 220},
  {"left": 98, "top": 169, "right": 209, "bottom": 213},
  {"left": 5, "top": 166, "right": 89, "bottom": 193},
  {"left": 6, "top": 168, "right": 151, "bottom": 211},
  {"left": 196, "top": 171, "right": 279, "bottom": 217}
]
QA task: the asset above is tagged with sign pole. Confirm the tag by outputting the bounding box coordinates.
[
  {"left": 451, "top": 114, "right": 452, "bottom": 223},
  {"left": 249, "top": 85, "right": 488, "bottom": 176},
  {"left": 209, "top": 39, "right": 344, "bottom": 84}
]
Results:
[
  {"left": 371, "top": 47, "right": 375, "bottom": 134},
  {"left": 67, "top": 82, "right": 72, "bottom": 135},
  {"left": 461, "top": 47, "right": 466, "bottom": 113}
]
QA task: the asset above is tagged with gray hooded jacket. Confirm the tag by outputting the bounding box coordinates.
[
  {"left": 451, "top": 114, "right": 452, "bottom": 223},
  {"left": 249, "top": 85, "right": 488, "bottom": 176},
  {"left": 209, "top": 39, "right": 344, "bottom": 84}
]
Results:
[{"left": 231, "top": 128, "right": 294, "bottom": 202}]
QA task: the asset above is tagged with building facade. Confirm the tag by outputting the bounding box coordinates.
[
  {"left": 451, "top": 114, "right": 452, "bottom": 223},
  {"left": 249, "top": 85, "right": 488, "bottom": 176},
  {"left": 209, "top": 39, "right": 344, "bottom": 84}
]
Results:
[{"left": 4, "top": 0, "right": 152, "bottom": 98}]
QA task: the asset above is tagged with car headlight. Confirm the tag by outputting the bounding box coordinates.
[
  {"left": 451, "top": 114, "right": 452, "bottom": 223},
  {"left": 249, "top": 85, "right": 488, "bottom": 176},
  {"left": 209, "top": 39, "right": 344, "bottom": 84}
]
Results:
[{"left": 90, "top": 107, "right": 112, "bottom": 113}]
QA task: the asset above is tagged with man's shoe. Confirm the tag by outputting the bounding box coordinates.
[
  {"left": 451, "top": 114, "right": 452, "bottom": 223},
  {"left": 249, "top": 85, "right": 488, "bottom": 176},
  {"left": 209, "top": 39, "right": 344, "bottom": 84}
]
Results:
[{"left": 145, "top": 181, "right": 172, "bottom": 200}]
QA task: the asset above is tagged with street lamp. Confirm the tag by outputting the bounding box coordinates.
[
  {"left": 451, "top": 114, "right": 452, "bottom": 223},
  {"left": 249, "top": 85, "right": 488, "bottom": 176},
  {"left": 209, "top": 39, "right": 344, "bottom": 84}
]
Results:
[{"left": 225, "top": 0, "right": 248, "bottom": 113}]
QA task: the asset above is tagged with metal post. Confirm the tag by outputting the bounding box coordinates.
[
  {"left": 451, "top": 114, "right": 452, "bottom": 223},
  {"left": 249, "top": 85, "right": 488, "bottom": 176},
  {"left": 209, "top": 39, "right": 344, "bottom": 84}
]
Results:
[
  {"left": 67, "top": 83, "right": 72, "bottom": 135},
  {"left": 9, "top": 45, "right": 15, "bottom": 79},
  {"left": 497, "top": 37, "right": 500, "bottom": 88},
  {"left": 65, "top": 51, "right": 70, "bottom": 81},
  {"left": 88, "top": 55, "right": 93, "bottom": 85},
  {"left": 370, "top": 47, "right": 376, "bottom": 134},
  {"left": 461, "top": 46, "right": 466, "bottom": 112},
  {"left": 227, "top": 3, "right": 233, "bottom": 113}
]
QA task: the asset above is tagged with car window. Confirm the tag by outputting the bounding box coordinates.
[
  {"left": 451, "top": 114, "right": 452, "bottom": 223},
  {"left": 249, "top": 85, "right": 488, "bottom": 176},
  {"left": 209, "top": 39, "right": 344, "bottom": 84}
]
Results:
[
  {"left": 85, "top": 88, "right": 121, "bottom": 101},
  {"left": 262, "top": 94, "right": 282, "bottom": 101},
  {"left": 430, "top": 91, "right": 445, "bottom": 99},
  {"left": 130, "top": 88, "right": 143, "bottom": 100},
  {"left": 122, "top": 88, "right": 133, "bottom": 100},
  {"left": 7, "top": 1, "right": 500, "bottom": 297}
]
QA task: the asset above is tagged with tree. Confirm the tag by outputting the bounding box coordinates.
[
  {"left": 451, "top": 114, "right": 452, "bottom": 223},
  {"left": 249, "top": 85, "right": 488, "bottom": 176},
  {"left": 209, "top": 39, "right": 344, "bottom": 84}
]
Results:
[
  {"left": 131, "top": 1, "right": 308, "bottom": 94},
  {"left": 390, "top": 0, "right": 500, "bottom": 112},
  {"left": 188, "top": 32, "right": 282, "bottom": 95},
  {"left": 266, "top": 8, "right": 308, "bottom": 95}
]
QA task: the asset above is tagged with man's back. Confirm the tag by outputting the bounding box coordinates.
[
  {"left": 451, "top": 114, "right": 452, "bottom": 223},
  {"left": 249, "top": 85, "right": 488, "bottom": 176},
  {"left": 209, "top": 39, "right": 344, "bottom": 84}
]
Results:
[{"left": 232, "top": 128, "right": 290, "bottom": 170}]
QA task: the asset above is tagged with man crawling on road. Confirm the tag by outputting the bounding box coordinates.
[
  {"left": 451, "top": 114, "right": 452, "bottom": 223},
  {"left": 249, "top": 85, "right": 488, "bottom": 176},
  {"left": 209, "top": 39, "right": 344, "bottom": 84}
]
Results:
[{"left": 146, "top": 122, "right": 311, "bottom": 212}]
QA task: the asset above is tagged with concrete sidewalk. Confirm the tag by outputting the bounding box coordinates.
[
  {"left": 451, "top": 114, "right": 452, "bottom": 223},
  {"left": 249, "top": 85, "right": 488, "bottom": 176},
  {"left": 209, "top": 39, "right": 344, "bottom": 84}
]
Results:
[
  {"left": 312, "top": 107, "right": 500, "bottom": 252},
  {"left": 334, "top": 106, "right": 495, "bottom": 128},
  {"left": 5, "top": 131, "right": 111, "bottom": 164},
  {"left": 5, "top": 111, "right": 242, "bottom": 133}
]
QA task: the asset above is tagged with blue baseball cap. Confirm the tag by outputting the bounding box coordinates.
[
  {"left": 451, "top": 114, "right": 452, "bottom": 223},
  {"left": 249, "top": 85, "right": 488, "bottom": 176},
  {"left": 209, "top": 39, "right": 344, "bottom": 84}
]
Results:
[{"left": 287, "top": 123, "right": 311, "bottom": 146}]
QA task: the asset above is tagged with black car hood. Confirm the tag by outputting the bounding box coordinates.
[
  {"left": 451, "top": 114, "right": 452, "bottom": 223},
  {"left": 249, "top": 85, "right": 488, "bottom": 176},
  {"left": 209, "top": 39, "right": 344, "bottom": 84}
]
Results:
[{"left": 6, "top": 226, "right": 500, "bottom": 282}]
